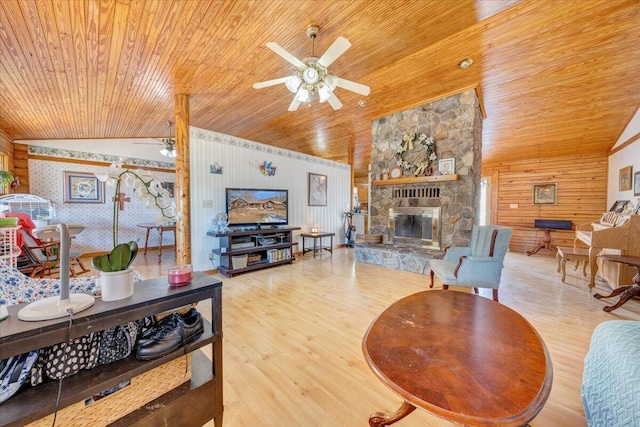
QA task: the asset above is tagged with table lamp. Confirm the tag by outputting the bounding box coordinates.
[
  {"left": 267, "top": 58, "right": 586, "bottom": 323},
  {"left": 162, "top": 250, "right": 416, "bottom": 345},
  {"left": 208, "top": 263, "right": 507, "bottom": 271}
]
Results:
[
  {"left": 311, "top": 226, "right": 318, "bottom": 234},
  {"left": 18, "top": 223, "right": 95, "bottom": 321}
]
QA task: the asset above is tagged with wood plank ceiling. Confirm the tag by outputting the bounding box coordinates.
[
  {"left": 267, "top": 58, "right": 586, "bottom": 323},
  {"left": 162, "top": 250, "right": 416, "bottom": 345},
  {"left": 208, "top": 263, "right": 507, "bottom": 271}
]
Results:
[{"left": 1, "top": 0, "right": 639, "bottom": 179}]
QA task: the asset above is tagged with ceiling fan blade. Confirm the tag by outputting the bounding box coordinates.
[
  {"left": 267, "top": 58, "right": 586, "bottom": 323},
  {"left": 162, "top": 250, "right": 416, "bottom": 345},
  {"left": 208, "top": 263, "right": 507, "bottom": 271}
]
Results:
[
  {"left": 334, "top": 77, "right": 370, "bottom": 96},
  {"left": 288, "top": 97, "right": 301, "bottom": 112},
  {"left": 266, "top": 42, "right": 305, "bottom": 67},
  {"left": 326, "top": 93, "right": 343, "bottom": 110},
  {"left": 317, "top": 36, "right": 351, "bottom": 68},
  {"left": 253, "top": 76, "right": 290, "bottom": 89}
]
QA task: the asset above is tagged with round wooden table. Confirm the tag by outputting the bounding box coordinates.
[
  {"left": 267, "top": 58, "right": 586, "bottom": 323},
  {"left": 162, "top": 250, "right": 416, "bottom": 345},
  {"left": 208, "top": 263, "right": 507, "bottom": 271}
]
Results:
[{"left": 362, "top": 290, "right": 553, "bottom": 427}]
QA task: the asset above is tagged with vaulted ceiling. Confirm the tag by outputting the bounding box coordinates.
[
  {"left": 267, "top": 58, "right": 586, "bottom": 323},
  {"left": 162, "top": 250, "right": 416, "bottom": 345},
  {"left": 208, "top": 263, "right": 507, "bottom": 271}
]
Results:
[{"left": 1, "top": 0, "right": 639, "bottom": 179}]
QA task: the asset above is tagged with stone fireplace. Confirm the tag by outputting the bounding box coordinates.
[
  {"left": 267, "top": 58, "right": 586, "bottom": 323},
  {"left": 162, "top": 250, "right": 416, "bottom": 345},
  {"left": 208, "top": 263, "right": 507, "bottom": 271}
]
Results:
[
  {"left": 355, "top": 89, "right": 483, "bottom": 275},
  {"left": 389, "top": 207, "right": 440, "bottom": 249}
]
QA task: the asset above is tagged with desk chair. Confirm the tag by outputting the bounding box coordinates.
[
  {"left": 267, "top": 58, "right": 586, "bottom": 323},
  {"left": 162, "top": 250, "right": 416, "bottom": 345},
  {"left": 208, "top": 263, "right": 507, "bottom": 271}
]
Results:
[{"left": 427, "top": 225, "right": 513, "bottom": 302}]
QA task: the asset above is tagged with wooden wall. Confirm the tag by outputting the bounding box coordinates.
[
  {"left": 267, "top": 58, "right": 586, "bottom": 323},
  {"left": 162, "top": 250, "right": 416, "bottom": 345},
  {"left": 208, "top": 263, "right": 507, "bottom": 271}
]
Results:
[
  {"left": 484, "top": 153, "right": 609, "bottom": 254},
  {"left": 0, "top": 130, "right": 14, "bottom": 172}
]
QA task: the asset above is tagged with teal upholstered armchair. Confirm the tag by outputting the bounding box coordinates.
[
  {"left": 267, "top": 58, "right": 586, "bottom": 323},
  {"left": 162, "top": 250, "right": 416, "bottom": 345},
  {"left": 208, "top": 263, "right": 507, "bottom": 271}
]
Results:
[{"left": 427, "top": 225, "right": 513, "bottom": 302}]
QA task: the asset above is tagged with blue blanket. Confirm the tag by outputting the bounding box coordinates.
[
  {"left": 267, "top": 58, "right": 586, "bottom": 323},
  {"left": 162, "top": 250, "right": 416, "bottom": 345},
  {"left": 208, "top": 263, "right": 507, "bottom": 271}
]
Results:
[{"left": 582, "top": 320, "right": 640, "bottom": 427}]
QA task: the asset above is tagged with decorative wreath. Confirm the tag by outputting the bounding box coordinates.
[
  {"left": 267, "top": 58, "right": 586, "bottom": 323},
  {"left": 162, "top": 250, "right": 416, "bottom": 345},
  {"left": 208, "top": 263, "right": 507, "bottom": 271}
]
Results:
[{"left": 394, "top": 133, "right": 437, "bottom": 176}]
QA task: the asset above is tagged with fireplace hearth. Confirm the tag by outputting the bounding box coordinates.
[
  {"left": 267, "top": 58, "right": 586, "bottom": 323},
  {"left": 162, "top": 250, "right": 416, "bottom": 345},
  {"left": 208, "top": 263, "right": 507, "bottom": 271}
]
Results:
[{"left": 389, "top": 207, "right": 440, "bottom": 249}]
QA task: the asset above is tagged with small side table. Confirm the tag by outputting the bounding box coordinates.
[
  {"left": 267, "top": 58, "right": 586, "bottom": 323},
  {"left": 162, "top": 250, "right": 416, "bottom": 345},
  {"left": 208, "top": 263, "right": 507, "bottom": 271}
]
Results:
[
  {"left": 137, "top": 223, "right": 176, "bottom": 264},
  {"left": 301, "top": 232, "right": 334, "bottom": 258},
  {"left": 593, "top": 254, "right": 640, "bottom": 312}
]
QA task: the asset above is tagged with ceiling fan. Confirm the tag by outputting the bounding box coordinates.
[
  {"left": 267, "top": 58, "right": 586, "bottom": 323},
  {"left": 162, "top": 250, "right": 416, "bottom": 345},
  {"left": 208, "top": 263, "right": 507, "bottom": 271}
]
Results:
[
  {"left": 134, "top": 121, "right": 176, "bottom": 157},
  {"left": 253, "top": 23, "right": 370, "bottom": 111}
]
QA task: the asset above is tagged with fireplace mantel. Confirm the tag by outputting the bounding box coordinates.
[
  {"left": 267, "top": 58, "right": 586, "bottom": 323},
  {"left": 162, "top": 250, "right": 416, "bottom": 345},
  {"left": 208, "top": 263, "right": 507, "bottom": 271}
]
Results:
[{"left": 372, "top": 174, "right": 459, "bottom": 186}]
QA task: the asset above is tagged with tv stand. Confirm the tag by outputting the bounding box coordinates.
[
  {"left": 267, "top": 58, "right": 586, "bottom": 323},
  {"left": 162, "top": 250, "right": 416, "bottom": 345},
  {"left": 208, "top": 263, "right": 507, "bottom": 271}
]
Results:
[{"left": 208, "top": 226, "right": 300, "bottom": 277}]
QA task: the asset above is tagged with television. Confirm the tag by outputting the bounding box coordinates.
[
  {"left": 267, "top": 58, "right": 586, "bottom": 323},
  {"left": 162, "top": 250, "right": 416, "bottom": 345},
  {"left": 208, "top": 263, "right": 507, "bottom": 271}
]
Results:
[{"left": 225, "top": 188, "right": 288, "bottom": 227}]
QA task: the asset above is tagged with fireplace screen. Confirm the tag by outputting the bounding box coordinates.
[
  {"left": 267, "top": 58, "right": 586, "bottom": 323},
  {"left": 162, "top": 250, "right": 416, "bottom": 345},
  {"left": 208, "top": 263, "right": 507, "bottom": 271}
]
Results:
[{"left": 389, "top": 207, "right": 441, "bottom": 249}]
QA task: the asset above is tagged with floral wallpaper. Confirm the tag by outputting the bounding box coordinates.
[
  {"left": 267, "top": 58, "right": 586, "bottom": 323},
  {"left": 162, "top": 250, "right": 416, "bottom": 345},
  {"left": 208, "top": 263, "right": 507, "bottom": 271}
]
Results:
[{"left": 28, "top": 146, "right": 174, "bottom": 170}]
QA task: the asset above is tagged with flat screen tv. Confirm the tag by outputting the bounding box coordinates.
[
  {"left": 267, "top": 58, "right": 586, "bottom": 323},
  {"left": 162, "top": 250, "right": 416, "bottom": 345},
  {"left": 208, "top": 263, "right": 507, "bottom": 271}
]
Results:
[{"left": 225, "top": 188, "right": 288, "bottom": 227}]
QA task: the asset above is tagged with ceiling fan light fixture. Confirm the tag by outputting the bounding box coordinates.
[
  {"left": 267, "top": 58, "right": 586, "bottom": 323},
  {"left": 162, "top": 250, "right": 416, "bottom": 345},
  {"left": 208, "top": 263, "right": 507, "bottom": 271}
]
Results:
[
  {"left": 254, "top": 23, "right": 369, "bottom": 111},
  {"left": 285, "top": 75, "right": 301, "bottom": 93},
  {"left": 160, "top": 147, "right": 176, "bottom": 158},
  {"left": 159, "top": 121, "right": 176, "bottom": 158},
  {"left": 318, "top": 84, "right": 332, "bottom": 102},
  {"left": 296, "top": 87, "right": 311, "bottom": 103}
]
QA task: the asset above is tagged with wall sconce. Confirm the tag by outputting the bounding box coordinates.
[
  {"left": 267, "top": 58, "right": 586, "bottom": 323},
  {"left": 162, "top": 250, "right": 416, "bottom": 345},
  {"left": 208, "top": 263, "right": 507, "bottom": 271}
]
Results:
[{"left": 311, "top": 226, "right": 318, "bottom": 234}]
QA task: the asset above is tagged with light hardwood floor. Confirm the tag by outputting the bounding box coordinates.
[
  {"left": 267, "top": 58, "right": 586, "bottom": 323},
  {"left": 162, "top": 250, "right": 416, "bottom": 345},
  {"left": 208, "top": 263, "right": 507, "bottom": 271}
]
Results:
[{"left": 109, "top": 247, "right": 640, "bottom": 426}]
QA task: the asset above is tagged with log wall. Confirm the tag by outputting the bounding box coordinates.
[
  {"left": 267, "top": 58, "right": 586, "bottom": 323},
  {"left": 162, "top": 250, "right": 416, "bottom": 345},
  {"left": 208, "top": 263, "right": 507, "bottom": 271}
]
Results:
[{"left": 484, "top": 153, "right": 608, "bottom": 254}]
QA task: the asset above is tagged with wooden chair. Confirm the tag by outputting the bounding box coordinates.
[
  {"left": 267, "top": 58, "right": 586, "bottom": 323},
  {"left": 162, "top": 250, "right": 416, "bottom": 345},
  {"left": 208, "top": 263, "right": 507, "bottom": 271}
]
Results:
[{"left": 18, "top": 228, "right": 89, "bottom": 278}]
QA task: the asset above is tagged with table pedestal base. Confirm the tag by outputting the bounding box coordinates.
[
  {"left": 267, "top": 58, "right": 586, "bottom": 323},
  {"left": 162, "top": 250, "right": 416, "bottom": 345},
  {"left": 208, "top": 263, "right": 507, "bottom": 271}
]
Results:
[
  {"left": 369, "top": 401, "right": 415, "bottom": 427},
  {"left": 527, "top": 229, "right": 554, "bottom": 256},
  {"left": 593, "top": 263, "right": 640, "bottom": 312}
]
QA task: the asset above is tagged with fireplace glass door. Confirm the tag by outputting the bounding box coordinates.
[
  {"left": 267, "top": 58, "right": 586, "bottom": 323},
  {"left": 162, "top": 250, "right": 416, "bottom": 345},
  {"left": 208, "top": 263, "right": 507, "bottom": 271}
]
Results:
[{"left": 389, "top": 207, "right": 441, "bottom": 249}]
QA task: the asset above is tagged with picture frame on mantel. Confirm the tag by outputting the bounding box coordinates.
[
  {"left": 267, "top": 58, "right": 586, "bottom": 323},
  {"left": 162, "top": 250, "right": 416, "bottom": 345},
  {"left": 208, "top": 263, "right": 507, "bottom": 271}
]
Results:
[
  {"left": 634, "top": 171, "right": 640, "bottom": 196},
  {"left": 438, "top": 158, "right": 455, "bottom": 175},
  {"left": 533, "top": 183, "right": 557, "bottom": 205},
  {"left": 619, "top": 165, "right": 632, "bottom": 191}
]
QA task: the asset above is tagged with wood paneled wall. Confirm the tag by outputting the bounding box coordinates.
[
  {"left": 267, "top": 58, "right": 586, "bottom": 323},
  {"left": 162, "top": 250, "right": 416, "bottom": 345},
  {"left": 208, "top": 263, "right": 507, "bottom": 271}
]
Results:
[
  {"left": 0, "top": 130, "right": 14, "bottom": 171},
  {"left": 484, "top": 153, "right": 608, "bottom": 254},
  {"left": 12, "top": 144, "right": 29, "bottom": 194}
]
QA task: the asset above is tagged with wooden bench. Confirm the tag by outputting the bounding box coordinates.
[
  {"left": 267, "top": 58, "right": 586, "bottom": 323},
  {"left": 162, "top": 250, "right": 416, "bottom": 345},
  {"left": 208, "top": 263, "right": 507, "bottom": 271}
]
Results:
[{"left": 556, "top": 246, "right": 590, "bottom": 282}]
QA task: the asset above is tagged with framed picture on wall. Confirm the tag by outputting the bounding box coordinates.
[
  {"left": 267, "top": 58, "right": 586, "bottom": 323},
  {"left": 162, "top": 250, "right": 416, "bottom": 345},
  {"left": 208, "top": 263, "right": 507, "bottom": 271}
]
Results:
[
  {"left": 634, "top": 171, "right": 640, "bottom": 197},
  {"left": 161, "top": 182, "right": 175, "bottom": 198},
  {"left": 308, "top": 173, "right": 327, "bottom": 206},
  {"left": 533, "top": 183, "right": 557, "bottom": 204},
  {"left": 619, "top": 165, "right": 632, "bottom": 191},
  {"left": 63, "top": 171, "right": 105, "bottom": 203}
]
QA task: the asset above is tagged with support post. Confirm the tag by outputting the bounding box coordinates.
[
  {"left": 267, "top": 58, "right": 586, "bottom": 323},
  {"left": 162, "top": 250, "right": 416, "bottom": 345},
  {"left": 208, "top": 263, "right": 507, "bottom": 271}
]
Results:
[{"left": 175, "top": 93, "right": 191, "bottom": 265}]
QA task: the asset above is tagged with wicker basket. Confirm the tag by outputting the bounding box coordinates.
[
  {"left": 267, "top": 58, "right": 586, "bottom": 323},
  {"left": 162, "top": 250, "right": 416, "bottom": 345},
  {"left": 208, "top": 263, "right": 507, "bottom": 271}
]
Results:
[
  {"left": 27, "top": 355, "right": 191, "bottom": 427},
  {"left": 232, "top": 254, "right": 248, "bottom": 269},
  {"left": 247, "top": 254, "right": 262, "bottom": 264},
  {"left": 364, "top": 234, "right": 383, "bottom": 244}
]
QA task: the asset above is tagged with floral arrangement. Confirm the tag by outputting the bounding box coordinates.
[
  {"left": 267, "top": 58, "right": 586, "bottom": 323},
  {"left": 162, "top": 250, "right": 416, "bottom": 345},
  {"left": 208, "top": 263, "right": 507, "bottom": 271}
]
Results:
[
  {"left": 95, "top": 159, "right": 177, "bottom": 247},
  {"left": 393, "top": 133, "right": 437, "bottom": 176}
]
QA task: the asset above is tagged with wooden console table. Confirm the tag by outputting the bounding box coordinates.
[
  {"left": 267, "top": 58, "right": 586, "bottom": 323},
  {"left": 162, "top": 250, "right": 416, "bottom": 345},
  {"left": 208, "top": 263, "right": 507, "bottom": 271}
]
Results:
[
  {"left": 0, "top": 273, "right": 223, "bottom": 427},
  {"left": 363, "top": 290, "right": 553, "bottom": 426},
  {"left": 593, "top": 254, "right": 640, "bottom": 312}
]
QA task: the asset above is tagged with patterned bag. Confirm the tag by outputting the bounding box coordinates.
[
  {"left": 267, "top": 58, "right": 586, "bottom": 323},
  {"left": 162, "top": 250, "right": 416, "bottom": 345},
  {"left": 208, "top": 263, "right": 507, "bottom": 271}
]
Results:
[
  {"left": 40, "top": 333, "right": 100, "bottom": 380},
  {"left": 97, "top": 322, "right": 140, "bottom": 365}
]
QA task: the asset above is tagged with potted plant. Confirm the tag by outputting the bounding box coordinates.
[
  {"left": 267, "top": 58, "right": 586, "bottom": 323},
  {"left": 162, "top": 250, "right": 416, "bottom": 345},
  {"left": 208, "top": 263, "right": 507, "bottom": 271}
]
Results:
[
  {"left": 0, "top": 170, "right": 16, "bottom": 192},
  {"left": 93, "top": 159, "right": 176, "bottom": 301}
]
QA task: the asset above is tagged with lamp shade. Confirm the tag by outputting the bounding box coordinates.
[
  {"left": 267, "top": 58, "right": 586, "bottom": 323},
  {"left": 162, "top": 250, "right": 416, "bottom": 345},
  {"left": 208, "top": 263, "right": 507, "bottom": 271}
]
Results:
[{"left": 160, "top": 147, "right": 176, "bottom": 158}]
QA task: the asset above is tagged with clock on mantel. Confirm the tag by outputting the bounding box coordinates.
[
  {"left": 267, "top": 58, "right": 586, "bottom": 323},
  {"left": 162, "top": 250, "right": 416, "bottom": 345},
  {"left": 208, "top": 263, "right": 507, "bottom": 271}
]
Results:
[{"left": 389, "top": 166, "right": 403, "bottom": 179}]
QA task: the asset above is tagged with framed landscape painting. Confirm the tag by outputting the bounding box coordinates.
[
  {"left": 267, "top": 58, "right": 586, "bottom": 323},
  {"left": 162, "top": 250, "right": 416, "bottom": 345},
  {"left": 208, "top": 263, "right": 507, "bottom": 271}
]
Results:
[
  {"left": 533, "top": 183, "right": 557, "bottom": 205},
  {"left": 63, "top": 171, "right": 104, "bottom": 203},
  {"left": 308, "top": 173, "right": 327, "bottom": 206}
]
